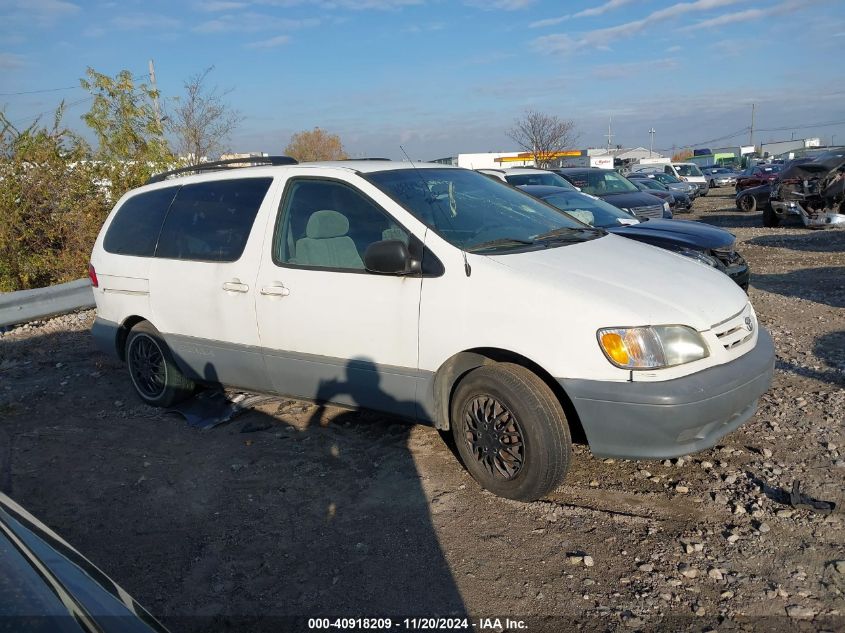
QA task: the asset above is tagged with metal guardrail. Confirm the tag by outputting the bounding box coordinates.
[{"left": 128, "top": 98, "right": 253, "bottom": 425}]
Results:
[{"left": 0, "top": 278, "right": 94, "bottom": 328}]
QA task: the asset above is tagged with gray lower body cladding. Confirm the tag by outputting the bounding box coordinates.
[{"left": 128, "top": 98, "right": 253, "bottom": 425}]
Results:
[
  {"left": 559, "top": 328, "right": 775, "bottom": 459},
  {"left": 93, "top": 318, "right": 775, "bottom": 461}
]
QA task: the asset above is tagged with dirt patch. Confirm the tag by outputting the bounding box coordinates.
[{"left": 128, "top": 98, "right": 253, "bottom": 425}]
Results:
[{"left": 1, "top": 188, "right": 843, "bottom": 632}]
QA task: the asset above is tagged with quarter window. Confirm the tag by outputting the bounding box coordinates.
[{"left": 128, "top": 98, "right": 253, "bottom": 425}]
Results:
[
  {"left": 155, "top": 178, "right": 272, "bottom": 262},
  {"left": 274, "top": 179, "right": 409, "bottom": 271},
  {"left": 103, "top": 187, "right": 178, "bottom": 257}
]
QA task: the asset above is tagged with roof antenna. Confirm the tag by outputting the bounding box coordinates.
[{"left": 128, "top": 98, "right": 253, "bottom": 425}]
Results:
[{"left": 399, "top": 145, "right": 471, "bottom": 277}]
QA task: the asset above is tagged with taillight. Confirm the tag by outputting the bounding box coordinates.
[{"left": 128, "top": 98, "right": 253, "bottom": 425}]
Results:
[{"left": 88, "top": 263, "right": 98, "bottom": 288}]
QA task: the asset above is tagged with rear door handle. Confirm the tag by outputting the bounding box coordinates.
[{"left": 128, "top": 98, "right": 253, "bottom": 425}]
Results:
[
  {"left": 260, "top": 284, "right": 290, "bottom": 297},
  {"left": 222, "top": 279, "right": 249, "bottom": 293}
]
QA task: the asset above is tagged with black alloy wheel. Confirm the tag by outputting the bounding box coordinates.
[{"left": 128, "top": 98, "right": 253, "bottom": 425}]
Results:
[
  {"left": 128, "top": 333, "right": 167, "bottom": 400},
  {"left": 462, "top": 395, "right": 525, "bottom": 480}
]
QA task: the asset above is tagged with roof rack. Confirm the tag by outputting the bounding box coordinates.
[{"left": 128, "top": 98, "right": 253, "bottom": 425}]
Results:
[
  {"left": 146, "top": 155, "right": 298, "bottom": 184},
  {"left": 338, "top": 157, "right": 391, "bottom": 161}
]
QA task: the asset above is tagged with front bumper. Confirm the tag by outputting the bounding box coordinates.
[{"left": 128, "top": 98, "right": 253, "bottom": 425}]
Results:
[{"left": 559, "top": 328, "right": 775, "bottom": 459}]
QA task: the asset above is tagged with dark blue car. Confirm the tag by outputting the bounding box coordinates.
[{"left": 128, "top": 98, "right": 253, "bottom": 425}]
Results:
[{"left": 519, "top": 185, "right": 750, "bottom": 290}]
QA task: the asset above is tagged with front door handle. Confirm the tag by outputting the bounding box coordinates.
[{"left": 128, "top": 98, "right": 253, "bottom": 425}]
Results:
[
  {"left": 260, "top": 284, "right": 290, "bottom": 297},
  {"left": 222, "top": 279, "right": 249, "bottom": 293}
]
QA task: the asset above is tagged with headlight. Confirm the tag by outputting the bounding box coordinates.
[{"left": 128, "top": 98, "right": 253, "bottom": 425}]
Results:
[
  {"left": 663, "top": 201, "right": 670, "bottom": 212},
  {"left": 597, "top": 325, "right": 709, "bottom": 369},
  {"left": 677, "top": 248, "right": 719, "bottom": 267}
]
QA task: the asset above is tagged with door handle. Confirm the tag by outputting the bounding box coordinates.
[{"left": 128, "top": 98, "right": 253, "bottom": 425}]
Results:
[
  {"left": 222, "top": 279, "right": 249, "bottom": 293},
  {"left": 260, "top": 284, "right": 290, "bottom": 297}
]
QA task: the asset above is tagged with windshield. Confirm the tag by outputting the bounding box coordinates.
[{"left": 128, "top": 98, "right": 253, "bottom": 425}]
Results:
[
  {"left": 541, "top": 191, "right": 638, "bottom": 229},
  {"left": 654, "top": 173, "right": 681, "bottom": 185},
  {"left": 561, "top": 170, "right": 639, "bottom": 195},
  {"left": 711, "top": 168, "right": 730, "bottom": 174},
  {"left": 365, "top": 168, "right": 595, "bottom": 252},
  {"left": 504, "top": 172, "right": 575, "bottom": 189},
  {"left": 636, "top": 179, "right": 667, "bottom": 191},
  {"left": 757, "top": 164, "right": 782, "bottom": 174},
  {"left": 674, "top": 164, "right": 703, "bottom": 177}
]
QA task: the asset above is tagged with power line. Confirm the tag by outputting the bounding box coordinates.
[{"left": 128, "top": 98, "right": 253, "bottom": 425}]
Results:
[
  {"left": 1, "top": 71, "right": 149, "bottom": 100},
  {"left": 3, "top": 72, "right": 152, "bottom": 128},
  {"left": 0, "top": 85, "right": 82, "bottom": 97}
]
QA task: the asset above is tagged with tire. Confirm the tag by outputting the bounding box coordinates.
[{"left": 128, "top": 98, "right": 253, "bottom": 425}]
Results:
[
  {"left": 739, "top": 194, "right": 757, "bottom": 213},
  {"left": 125, "top": 321, "right": 194, "bottom": 407},
  {"left": 762, "top": 205, "right": 780, "bottom": 228},
  {"left": 450, "top": 363, "right": 571, "bottom": 501},
  {"left": 709, "top": 179, "right": 716, "bottom": 188}
]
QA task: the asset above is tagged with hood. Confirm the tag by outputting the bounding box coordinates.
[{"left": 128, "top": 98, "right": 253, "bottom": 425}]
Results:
[
  {"left": 485, "top": 233, "right": 747, "bottom": 331},
  {"left": 599, "top": 191, "right": 666, "bottom": 208},
  {"left": 607, "top": 219, "right": 735, "bottom": 250},
  {"left": 779, "top": 157, "right": 845, "bottom": 182}
]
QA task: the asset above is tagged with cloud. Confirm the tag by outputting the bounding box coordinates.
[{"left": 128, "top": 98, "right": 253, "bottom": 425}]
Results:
[
  {"left": 245, "top": 34, "right": 290, "bottom": 48},
  {"left": 0, "top": 52, "right": 26, "bottom": 69},
  {"left": 195, "top": 1, "right": 249, "bottom": 10},
  {"left": 403, "top": 21, "right": 445, "bottom": 33},
  {"left": 110, "top": 14, "right": 182, "bottom": 30},
  {"left": 464, "top": 0, "right": 536, "bottom": 10},
  {"left": 194, "top": 13, "right": 319, "bottom": 33},
  {"left": 573, "top": 0, "right": 636, "bottom": 18},
  {"left": 592, "top": 57, "right": 680, "bottom": 79},
  {"left": 681, "top": 0, "right": 803, "bottom": 31},
  {"left": 532, "top": 0, "right": 744, "bottom": 54},
  {"left": 530, "top": 0, "right": 634, "bottom": 28},
  {"left": 2, "top": 0, "right": 79, "bottom": 27}
]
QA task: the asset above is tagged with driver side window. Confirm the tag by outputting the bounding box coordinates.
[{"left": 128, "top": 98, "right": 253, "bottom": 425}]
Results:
[{"left": 274, "top": 179, "right": 409, "bottom": 271}]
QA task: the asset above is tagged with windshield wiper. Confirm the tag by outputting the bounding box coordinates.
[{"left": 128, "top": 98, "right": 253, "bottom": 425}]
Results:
[
  {"left": 467, "top": 237, "right": 536, "bottom": 252},
  {"left": 533, "top": 226, "right": 605, "bottom": 241}
]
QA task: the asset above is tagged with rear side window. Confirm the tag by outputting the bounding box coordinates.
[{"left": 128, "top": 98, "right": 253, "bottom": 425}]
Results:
[
  {"left": 155, "top": 178, "right": 272, "bottom": 262},
  {"left": 103, "top": 188, "right": 178, "bottom": 256}
]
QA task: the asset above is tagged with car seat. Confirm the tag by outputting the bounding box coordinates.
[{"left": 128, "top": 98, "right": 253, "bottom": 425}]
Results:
[{"left": 294, "top": 210, "right": 364, "bottom": 269}]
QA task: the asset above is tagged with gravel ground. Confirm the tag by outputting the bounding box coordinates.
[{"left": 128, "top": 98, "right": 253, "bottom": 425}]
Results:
[{"left": 0, "top": 188, "right": 843, "bottom": 633}]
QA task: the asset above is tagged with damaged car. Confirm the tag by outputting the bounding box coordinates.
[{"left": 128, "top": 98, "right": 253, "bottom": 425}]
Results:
[{"left": 766, "top": 153, "right": 845, "bottom": 228}]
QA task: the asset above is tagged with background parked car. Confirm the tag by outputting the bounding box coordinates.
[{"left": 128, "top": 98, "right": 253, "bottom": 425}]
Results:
[
  {"left": 702, "top": 166, "right": 737, "bottom": 188},
  {"left": 735, "top": 164, "right": 783, "bottom": 191},
  {"left": 627, "top": 171, "right": 698, "bottom": 198},
  {"left": 519, "top": 185, "right": 749, "bottom": 289},
  {"left": 555, "top": 167, "right": 672, "bottom": 219},
  {"left": 631, "top": 177, "right": 692, "bottom": 213},
  {"left": 478, "top": 168, "right": 577, "bottom": 189},
  {"left": 735, "top": 183, "right": 771, "bottom": 213}
]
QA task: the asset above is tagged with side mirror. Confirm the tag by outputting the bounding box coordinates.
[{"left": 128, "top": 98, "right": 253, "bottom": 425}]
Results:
[{"left": 364, "top": 240, "right": 421, "bottom": 275}]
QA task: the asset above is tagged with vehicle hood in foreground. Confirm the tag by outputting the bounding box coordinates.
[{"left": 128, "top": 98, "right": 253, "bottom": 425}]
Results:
[
  {"left": 607, "top": 219, "right": 735, "bottom": 250},
  {"left": 486, "top": 233, "right": 747, "bottom": 331}
]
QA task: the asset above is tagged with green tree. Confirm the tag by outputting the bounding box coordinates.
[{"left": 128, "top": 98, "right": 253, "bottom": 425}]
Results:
[{"left": 0, "top": 107, "right": 106, "bottom": 290}]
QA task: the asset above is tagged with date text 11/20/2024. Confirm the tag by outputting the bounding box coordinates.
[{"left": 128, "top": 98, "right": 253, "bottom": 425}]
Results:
[{"left": 307, "top": 618, "right": 528, "bottom": 630}]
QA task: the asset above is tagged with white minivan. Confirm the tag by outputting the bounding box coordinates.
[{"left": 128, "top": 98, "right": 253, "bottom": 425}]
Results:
[
  {"left": 630, "top": 162, "right": 710, "bottom": 196},
  {"left": 90, "top": 159, "right": 774, "bottom": 501}
]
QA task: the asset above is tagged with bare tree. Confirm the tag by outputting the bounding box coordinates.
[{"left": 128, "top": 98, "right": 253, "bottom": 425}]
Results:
[
  {"left": 168, "top": 67, "right": 243, "bottom": 161},
  {"left": 506, "top": 110, "right": 578, "bottom": 168},
  {"left": 284, "top": 127, "right": 348, "bottom": 162}
]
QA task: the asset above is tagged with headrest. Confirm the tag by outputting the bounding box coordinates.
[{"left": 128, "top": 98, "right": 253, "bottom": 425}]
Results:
[{"left": 305, "top": 210, "right": 349, "bottom": 239}]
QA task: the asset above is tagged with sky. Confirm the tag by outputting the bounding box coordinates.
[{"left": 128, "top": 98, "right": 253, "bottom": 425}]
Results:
[{"left": 1, "top": 0, "right": 844, "bottom": 160}]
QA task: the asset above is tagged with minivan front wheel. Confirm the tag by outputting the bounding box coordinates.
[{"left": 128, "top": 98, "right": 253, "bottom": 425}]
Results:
[
  {"left": 451, "top": 363, "right": 571, "bottom": 501},
  {"left": 125, "top": 321, "right": 194, "bottom": 407}
]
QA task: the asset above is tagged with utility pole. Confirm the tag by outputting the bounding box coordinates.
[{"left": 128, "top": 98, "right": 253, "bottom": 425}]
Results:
[
  {"left": 148, "top": 59, "right": 162, "bottom": 130},
  {"left": 749, "top": 103, "right": 755, "bottom": 148},
  {"left": 605, "top": 116, "right": 614, "bottom": 152},
  {"left": 648, "top": 128, "right": 656, "bottom": 157}
]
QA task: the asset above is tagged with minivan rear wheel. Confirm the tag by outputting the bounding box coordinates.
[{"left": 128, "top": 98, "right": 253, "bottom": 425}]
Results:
[
  {"left": 450, "top": 363, "right": 571, "bottom": 501},
  {"left": 125, "top": 321, "right": 194, "bottom": 407}
]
